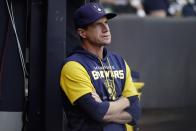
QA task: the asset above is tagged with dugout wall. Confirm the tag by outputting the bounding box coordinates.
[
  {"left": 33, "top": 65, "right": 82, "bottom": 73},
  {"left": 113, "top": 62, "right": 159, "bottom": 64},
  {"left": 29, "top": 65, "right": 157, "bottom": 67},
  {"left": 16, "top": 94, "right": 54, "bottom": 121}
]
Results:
[
  {"left": 108, "top": 15, "right": 196, "bottom": 108},
  {"left": 0, "top": 0, "right": 46, "bottom": 130}
]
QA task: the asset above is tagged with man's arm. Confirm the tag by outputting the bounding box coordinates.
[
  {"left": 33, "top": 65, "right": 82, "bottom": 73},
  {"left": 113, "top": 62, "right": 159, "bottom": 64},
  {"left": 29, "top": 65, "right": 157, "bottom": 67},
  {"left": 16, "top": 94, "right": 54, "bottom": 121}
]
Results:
[
  {"left": 93, "top": 93, "right": 141, "bottom": 125},
  {"left": 91, "top": 92, "right": 130, "bottom": 115},
  {"left": 75, "top": 92, "right": 133, "bottom": 124},
  {"left": 104, "top": 110, "right": 132, "bottom": 124}
]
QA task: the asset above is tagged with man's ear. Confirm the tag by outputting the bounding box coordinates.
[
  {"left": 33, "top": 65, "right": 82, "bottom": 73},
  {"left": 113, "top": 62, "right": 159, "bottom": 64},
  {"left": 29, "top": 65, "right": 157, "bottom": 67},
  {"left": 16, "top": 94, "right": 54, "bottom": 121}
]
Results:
[{"left": 77, "top": 28, "right": 87, "bottom": 39}]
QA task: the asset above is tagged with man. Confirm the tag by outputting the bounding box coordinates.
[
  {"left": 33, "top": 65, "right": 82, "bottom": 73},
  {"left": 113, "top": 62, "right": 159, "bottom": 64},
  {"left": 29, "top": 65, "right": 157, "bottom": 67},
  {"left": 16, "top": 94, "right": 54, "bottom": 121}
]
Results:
[
  {"left": 60, "top": 2, "right": 141, "bottom": 131},
  {"left": 143, "top": 0, "right": 169, "bottom": 17}
]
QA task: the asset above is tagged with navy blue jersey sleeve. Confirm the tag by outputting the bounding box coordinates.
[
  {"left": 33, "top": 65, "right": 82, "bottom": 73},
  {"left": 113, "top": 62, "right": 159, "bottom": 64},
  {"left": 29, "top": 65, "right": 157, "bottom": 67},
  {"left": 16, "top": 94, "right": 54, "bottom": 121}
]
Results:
[
  {"left": 75, "top": 93, "right": 110, "bottom": 122},
  {"left": 126, "top": 96, "right": 141, "bottom": 125}
]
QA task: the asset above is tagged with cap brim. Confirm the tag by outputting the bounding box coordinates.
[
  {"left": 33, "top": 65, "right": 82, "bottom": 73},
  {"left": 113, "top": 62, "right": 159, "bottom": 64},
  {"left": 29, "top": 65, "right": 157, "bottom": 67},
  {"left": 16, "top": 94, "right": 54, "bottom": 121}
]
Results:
[{"left": 105, "top": 13, "right": 117, "bottom": 19}]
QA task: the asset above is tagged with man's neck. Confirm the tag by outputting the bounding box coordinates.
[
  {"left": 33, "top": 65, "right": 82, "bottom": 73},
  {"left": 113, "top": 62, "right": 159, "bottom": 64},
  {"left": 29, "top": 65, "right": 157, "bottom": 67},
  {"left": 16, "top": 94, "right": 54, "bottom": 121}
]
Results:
[{"left": 82, "top": 42, "right": 104, "bottom": 59}]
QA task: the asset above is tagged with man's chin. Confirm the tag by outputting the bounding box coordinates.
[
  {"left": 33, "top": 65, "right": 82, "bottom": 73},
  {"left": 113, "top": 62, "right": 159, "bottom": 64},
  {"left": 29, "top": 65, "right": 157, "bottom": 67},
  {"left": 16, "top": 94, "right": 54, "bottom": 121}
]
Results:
[
  {"left": 102, "top": 42, "right": 111, "bottom": 46},
  {"left": 103, "top": 40, "right": 111, "bottom": 45}
]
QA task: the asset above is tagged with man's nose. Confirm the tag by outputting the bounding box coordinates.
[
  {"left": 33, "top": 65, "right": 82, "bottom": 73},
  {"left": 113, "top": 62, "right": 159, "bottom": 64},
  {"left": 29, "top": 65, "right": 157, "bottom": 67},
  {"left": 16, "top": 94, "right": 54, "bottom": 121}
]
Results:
[{"left": 102, "top": 24, "right": 109, "bottom": 32}]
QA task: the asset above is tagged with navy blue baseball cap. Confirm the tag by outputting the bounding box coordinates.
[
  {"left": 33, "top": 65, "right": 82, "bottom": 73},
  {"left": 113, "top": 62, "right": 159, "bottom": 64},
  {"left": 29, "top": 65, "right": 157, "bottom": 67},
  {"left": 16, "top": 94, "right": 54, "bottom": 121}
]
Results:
[{"left": 74, "top": 2, "right": 117, "bottom": 28}]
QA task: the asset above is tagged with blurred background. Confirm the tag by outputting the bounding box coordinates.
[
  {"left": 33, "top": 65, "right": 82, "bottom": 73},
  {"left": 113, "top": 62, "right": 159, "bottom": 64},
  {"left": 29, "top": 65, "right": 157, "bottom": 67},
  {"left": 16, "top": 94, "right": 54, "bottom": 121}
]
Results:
[{"left": 0, "top": 0, "right": 196, "bottom": 131}]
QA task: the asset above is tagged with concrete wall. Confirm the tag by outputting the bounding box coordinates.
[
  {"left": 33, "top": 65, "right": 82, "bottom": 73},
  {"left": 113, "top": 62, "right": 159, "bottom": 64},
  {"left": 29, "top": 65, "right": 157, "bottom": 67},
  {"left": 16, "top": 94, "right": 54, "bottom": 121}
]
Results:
[{"left": 109, "top": 15, "right": 196, "bottom": 108}]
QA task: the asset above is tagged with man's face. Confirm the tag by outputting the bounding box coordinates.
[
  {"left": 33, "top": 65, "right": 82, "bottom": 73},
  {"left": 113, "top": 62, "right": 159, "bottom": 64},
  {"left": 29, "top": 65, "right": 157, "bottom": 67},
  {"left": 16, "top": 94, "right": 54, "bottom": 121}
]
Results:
[{"left": 81, "top": 17, "right": 112, "bottom": 46}]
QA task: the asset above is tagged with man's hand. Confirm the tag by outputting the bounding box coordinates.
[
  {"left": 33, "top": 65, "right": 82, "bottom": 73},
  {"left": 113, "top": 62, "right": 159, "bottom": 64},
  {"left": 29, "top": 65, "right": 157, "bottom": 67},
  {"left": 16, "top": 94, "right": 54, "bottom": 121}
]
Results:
[
  {"left": 91, "top": 92, "right": 102, "bottom": 103},
  {"left": 103, "top": 96, "right": 132, "bottom": 123},
  {"left": 77, "top": 92, "right": 134, "bottom": 124}
]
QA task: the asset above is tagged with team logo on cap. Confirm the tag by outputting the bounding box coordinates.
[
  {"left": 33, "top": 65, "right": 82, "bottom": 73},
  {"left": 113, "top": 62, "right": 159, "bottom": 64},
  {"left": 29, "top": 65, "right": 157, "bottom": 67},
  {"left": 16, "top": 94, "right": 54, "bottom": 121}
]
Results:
[{"left": 93, "top": 4, "right": 104, "bottom": 13}]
